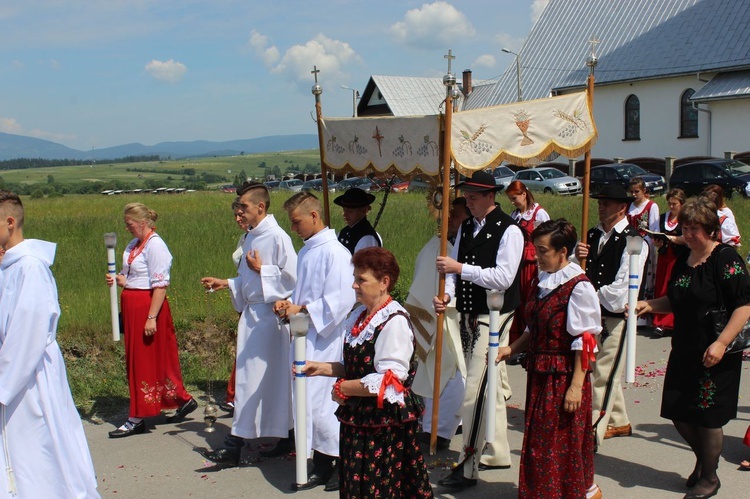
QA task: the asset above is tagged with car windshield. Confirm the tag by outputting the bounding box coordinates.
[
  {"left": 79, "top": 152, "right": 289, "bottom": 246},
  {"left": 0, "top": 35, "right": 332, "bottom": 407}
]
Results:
[
  {"left": 539, "top": 168, "right": 565, "bottom": 180},
  {"left": 495, "top": 166, "right": 514, "bottom": 177},
  {"left": 615, "top": 164, "right": 647, "bottom": 177},
  {"left": 726, "top": 161, "right": 750, "bottom": 176}
]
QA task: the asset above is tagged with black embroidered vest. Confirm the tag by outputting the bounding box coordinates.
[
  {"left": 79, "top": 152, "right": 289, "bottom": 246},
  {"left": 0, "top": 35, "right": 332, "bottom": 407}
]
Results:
[
  {"left": 456, "top": 207, "right": 522, "bottom": 315},
  {"left": 585, "top": 223, "right": 640, "bottom": 317},
  {"left": 338, "top": 218, "right": 381, "bottom": 254}
]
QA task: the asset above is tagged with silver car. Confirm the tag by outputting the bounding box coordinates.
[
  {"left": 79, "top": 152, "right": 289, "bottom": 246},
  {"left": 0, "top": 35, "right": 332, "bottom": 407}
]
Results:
[
  {"left": 278, "top": 179, "right": 304, "bottom": 192},
  {"left": 512, "top": 166, "right": 581, "bottom": 195},
  {"left": 492, "top": 165, "right": 516, "bottom": 191}
]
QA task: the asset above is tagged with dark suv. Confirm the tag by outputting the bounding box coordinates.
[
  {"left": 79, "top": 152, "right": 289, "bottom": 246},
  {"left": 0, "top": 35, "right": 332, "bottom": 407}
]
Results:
[
  {"left": 590, "top": 163, "right": 666, "bottom": 195},
  {"left": 668, "top": 159, "right": 750, "bottom": 198}
]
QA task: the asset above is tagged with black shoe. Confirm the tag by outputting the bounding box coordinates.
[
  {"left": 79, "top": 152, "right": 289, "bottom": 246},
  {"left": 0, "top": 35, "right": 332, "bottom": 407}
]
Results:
[
  {"left": 260, "top": 437, "right": 295, "bottom": 457},
  {"left": 478, "top": 462, "right": 511, "bottom": 471},
  {"left": 218, "top": 401, "right": 235, "bottom": 413},
  {"left": 166, "top": 398, "right": 198, "bottom": 423},
  {"left": 437, "top": 471, "right": 477, "bottom": 490},
  {"left": 293, "top": 472, "right": 332, "bottom": 491},
  {"left": 323, "top": 471, "right": 340, "bottom": 492},
  {"left": 109, "top": 420, "right": 145, "bottom": 438},
  {"left": 200, "top": 447, "right": 241, "bottom": 466},
  {"left": 684, "top": 479, "right": 720, "bottom": 499}
]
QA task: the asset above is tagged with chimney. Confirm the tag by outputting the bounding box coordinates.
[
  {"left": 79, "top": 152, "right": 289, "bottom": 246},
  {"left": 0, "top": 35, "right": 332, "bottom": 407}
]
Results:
[{"left": 462, "top": 69, "right": 472, "bottom": 96}]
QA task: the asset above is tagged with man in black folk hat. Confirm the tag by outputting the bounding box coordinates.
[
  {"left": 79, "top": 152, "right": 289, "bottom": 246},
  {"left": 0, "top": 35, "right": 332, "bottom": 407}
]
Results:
[
  {"left": 574, "top": 185, "right": 648, "bottom": 446},
  {"left": 433, "top": 170, "right": 523, "bottom": 490},
  {"left": 333, "top": 187, "right": 382, "bottom": 254}
]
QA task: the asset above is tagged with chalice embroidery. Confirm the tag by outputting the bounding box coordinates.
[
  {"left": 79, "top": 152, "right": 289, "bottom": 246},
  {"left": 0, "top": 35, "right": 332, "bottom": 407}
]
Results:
[{"left": 513, "top": 110, "right": 534, "bottom": 146}]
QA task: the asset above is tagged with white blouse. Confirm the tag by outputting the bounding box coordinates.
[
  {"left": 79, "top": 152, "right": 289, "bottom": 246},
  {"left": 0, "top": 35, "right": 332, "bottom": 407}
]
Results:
[
  {"left": 534, "top": 262, "right": 602, "bottom": 350},
  {"left": 343, "top": 300, "right": 413, "bottom": 406},
  {"left": 121, "top": 234, "right": 172, "bottom": 289}
]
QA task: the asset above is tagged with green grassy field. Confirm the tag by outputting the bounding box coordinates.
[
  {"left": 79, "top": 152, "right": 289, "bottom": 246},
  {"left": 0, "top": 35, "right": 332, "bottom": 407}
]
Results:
[
  {"left": 0, "top": 150, "right": 322, "bottom": 188},
  {"left": 19, "top": 190, "right": 750, "bottom": 416}
]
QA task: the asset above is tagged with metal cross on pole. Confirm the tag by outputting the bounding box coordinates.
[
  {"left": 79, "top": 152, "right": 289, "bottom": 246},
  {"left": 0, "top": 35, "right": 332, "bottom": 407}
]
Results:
[
  {"left": 311, "top": 65, "right": 320, "bottom": 84},
  {"left": 444, "top": 49, "right": 455, "bottom": 75}
]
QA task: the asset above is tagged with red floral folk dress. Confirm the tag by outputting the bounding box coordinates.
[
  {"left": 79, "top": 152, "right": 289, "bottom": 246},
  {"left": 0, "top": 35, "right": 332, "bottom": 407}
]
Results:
[
  {"left": 520, "top": 274, "right": 595, "bottom": 499},
  {"left": 335, "top": 303, "right": 433, "bottom": 499}
]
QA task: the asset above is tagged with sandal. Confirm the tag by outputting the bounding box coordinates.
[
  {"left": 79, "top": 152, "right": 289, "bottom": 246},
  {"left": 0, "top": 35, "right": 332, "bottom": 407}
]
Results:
[{"left": 740, "top": 459, "right": 750, "bottom": 470}]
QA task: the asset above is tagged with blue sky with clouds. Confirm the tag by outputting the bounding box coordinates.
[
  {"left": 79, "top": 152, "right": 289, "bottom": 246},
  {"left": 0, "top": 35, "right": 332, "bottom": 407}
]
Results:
[{"left": 0, "top": 0, "right": 549, "bottom": 151}]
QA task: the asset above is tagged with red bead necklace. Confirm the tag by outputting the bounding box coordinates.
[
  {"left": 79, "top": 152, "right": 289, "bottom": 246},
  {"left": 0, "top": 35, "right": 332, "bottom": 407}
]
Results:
[{"left": 350, "top": 296, "right": 392, "bottom": 337}]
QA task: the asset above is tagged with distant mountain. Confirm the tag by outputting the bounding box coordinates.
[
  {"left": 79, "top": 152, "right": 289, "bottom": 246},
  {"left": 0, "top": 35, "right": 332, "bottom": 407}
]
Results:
[{"left": 0, "top": 132, "right": 319, "bottom": 161}]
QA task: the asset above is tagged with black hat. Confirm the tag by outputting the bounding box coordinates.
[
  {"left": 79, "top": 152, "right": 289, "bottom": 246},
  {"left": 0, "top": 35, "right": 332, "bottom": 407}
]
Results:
[
  {"left": 591, "top": 185, "right": 635, "bottom": 203},
  {"left": 456, "top": 171, "right": 501, "bottom": 192},
  {"left": 334, "top": 187, "right": 376, "bottom": 208}
]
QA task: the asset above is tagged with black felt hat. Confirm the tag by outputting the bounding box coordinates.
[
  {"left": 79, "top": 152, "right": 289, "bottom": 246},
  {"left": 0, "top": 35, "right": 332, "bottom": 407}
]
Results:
[
  {"left": 591, "top": 185, "right": 635, "bottom": 203},
  {"left": 334, "top": 187, "right": 376, "bottom": 207},
  {"left": 456, "top": 171, "right": 501, "bottom": 192}
]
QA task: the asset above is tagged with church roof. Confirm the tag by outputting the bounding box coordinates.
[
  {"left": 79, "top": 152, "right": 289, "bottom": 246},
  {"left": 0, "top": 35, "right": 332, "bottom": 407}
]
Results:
[
  {"left": 471, "top": 0, "right": 750, "bottom": 109},
  {"left": 691, "top": 70, "right": 750, "bottom": 101}
]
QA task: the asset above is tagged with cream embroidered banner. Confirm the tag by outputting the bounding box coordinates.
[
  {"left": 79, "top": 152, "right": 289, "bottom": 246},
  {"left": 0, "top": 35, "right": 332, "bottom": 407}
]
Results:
[
  {"left": 451, "top": 91, "right": 597, "bottom": 172},
  {"left": 321, "top": 115, "right": 441, "bottom": 175}
]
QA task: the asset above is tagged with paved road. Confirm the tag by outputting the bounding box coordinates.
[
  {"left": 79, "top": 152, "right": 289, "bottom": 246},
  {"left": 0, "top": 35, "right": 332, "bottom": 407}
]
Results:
[{"left": 86, "top": 332, "right": 750, "bottom": 498}]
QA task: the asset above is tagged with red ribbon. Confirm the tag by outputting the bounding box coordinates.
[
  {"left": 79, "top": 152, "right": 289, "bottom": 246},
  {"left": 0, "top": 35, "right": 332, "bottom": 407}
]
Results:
[
  {"left": 581, "top": 332, "right": 597, "bottom": 371},
  {"left": 377, "top": 370, "right": 405, "bottom": 409}
]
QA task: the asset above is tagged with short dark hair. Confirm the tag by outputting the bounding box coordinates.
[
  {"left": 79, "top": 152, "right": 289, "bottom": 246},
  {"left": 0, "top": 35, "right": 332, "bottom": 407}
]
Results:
[
  {"left": 231, "top": 197, "right": 242, "bottom": 212},
  {"left": 237, "top": 181, "right": 271, "bottom": 209},
  {"left": 666, "top": 188, "right": 687, "bottom": 205},
  {"left": 678, "top": 197, "right": 720, "bottom": 238},
  {"left": 0, "top": 190, "right": 24, "bottom": 228},
  {"left": 702, "top": 184, "right": 726, "bottom": 208},
  {"left": 531, "top": 218, "right": 578, "bottom": 256},
  {"left": 452, "top": 196, "right": 470, "bottom": 218},
  {"left": 351, "top": 247, "right": 400, "bottom": 292}
]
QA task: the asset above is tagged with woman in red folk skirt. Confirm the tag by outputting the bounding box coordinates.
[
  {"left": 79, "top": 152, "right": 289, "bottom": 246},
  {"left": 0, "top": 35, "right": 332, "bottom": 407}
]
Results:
[
  {"left": 505, "top": 180, "right": 550, "bottom": 345},
  {"left": 106, "top": 202, "right": 196, "bottom": 438},
  {"left": 497, "top": 219, "right": 602, "bottom": 499}
]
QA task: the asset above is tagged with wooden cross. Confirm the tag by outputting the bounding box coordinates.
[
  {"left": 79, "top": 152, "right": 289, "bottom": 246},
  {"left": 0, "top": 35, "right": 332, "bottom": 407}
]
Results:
[
  {"left": 444, "top": 49, "right": 455, "bottom": 74},
  {"left": 311, "top": 65, "right": 320, "bottom": 84}
]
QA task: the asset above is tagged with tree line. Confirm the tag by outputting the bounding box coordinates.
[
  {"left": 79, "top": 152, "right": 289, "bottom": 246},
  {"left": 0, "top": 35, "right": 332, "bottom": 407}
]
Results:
[{"left": 0, "top": 155, "right": 162, "bottom": 170}]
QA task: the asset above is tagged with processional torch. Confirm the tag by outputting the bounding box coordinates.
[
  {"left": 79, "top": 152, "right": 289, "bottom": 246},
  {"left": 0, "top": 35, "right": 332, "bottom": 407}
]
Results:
[
  {"left": 625, "top": 235, "right": 644, "bottom": 383},
  {"left": 486, "top": 289, "right": 505, "bottom": 441},
  {"left": 290, "top": 312, "right": 310, "bottom": 488},
  {"left": 104, "top": 232, "right": 120, "bottom": 342}
]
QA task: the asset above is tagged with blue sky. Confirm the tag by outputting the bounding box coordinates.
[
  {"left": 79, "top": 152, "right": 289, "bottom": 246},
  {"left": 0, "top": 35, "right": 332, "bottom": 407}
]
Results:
[{"left": 0, "top": 0, "right": 548, "bottom": 151}]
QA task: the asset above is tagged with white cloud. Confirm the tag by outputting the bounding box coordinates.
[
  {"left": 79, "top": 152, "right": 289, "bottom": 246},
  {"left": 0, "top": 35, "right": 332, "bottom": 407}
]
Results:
[
  {"left": 390, "top": 1, "right": 475, "bottom": 49},
  {"left": 248, "top": 30, "right": 280, "bottom": 66},
  {"left": 0, "top": 116, "right": 76, "bottom": 143},
  {"left": 144, "top": 59, "right": 187, "bottom": 83},
  {"left": 268, "top": 34, "right": 359, "bottom": 85},
  {"left": 48, "top": 59, "right": 61, "bottom": 69},
  {"left": 11, "top": 60, "right": 23, "bottom": 69},
  {"left": 531, "top": 0, "right": 550, "bottom": 23},
  {"left": 473, "top": 54, "right": 496, "bottom": 68}
]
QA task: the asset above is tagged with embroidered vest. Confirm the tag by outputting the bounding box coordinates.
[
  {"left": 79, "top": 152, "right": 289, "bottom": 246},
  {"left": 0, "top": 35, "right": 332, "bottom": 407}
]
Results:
[{"left": 338, "top": 218, "right": 381, "bottom": 254}]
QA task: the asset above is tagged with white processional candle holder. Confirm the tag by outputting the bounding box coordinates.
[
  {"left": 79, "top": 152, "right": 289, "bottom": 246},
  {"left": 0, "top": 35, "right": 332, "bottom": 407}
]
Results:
[
  {"left": 625, "top": 235, "right": 643, "bottom": 384},
  {"left": 104, "top": 232, "right": 120, "bottom": 342},
  {"left": 486, "top": 289, "right": 505, "bottom": 442},
  {"left": 289, "top": 312, "right": 309, "bottom": 488}
]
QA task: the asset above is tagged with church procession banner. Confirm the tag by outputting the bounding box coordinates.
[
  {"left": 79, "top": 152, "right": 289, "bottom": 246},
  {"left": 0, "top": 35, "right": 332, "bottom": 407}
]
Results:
[
  {"left": 320, "top": 91, "right": 596, "bottom": 176},
  {"left": 321, "top": 115, "right": 441, "bottom": 176},
  {"left": 451, "top": 91, "right": 597, "bottom": 171}
]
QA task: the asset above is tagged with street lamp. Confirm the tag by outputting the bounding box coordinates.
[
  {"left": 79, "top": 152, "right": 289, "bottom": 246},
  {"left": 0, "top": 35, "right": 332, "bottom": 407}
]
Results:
[
  {"left": 341, "top": 85, "right": 360, "bottom": 117},
  {"left": 502, "top": 48, "right": 523, "bottom": 102}
]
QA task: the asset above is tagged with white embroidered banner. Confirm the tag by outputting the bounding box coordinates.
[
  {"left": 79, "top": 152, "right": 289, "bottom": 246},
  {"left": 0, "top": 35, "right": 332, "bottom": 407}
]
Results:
[
  {"left": 321, "top": 115, "right": 441, "bottom": 175},
  {"left": 451, "top": 91, "right": 597, "bottom": 171}
]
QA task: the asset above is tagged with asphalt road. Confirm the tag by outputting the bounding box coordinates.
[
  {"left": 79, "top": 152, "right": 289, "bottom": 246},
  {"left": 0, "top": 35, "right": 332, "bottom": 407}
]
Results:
[{"left": 85, "top": 331, "right": 750, "bottom": 498}]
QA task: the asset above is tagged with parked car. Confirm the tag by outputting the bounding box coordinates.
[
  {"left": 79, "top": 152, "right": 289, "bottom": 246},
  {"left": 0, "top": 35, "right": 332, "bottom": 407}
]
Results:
[
  {"left": 278, "top": 179, "right": 303, "bottom": 192},
  {"left": 668, "top": 159, "right": 750, "bottom": 198},
  {"left": 590, "top": 163, "right": 666, "bottom": 195},
  {"left": 390, "top": 178, "right": 410, "bottom": 193},
  {"left": 512, "top": 167, "right": 581, "bottom": 195},
  {"left": 408, "top": 175, "right": 433, "bottom": 192},
  {"left": 264, "top": 180, "right": 280, "bottom": 191},
  {"left": 302, "top": 178, "right": 337, "bottom": 192},
  {"left": 336, "top": 176, "right": 379, "bottom": 192},
  {"left": 492, "top": 165, "right": 516, "bottom": 191}
]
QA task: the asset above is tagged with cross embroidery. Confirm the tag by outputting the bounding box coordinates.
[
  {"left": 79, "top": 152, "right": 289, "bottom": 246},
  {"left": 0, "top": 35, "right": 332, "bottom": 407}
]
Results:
[{"left": 372, "top": 126, "right": 384, "bottom": 157}]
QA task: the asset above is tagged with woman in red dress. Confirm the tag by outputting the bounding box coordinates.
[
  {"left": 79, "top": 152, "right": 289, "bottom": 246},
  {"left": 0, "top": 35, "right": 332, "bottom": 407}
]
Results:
[
  {"left": 652, "top": 188, "right": 687, "bottom": 334},
  {"left": 505, "top": 180, "right": 550, "bottom": 344},
  {"left": 106, "top": 202, "right": 196, "bottom": 438},
  {"left": 497, "top": 219, "right": 602, "bottom": 499}
]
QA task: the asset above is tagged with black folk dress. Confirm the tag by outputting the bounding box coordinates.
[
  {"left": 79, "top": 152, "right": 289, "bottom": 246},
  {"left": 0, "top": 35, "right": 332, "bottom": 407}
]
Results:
[
  {"left": 335, "top": 302, "right": 433, "bottom": 499},
  {"left": 662, "top": 244, "right": 750, "bottom": 427}
]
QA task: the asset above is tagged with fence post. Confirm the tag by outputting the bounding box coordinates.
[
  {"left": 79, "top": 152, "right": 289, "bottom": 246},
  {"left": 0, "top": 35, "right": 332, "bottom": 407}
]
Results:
[
  {"left": 569, "top": 158, "right": 577, "bottom": 177},
  {"left": 613, "top": 157, "right": 624, "bottom": 163},
  {"left": 665, "top": 156, "right": 676, "bottom": 183},
  {"left": 725, "top": 151, "right": 736, "bottom": 160}
]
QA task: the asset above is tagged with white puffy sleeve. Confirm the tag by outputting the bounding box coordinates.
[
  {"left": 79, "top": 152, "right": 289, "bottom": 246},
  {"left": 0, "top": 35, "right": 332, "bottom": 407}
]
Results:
[{"left": 360, "top": 314, "right": 414, "bottom": 406}]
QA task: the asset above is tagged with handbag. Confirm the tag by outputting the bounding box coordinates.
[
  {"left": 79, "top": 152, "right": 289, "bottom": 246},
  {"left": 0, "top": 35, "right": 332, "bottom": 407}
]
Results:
[{"left": 706, "top": 248, "right": 750, "bottom": 354}]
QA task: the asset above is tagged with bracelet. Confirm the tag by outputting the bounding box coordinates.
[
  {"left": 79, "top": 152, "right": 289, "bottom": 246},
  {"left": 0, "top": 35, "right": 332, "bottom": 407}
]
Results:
[
  {"left": 147, "top": 315, "right": 157, "bottom": 320},
  {"left": 333, "top": 378, "right": 349, "bottom": 400}
]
